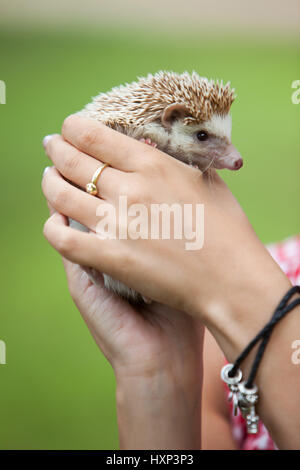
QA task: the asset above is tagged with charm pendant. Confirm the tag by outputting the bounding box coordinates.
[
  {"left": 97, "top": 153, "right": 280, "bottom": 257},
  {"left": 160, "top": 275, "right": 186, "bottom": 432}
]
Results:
[
  {"left": 228, "top": 386, "right": 239, "bottom": 416},
  {"left": 220, "top": 364, "right": 242, "bottom": 416},
  {"left": 237, "top": 381, "right": 260, "bottom": 434},
  {"left": 220, "top": 365, "right": 260, "bottom": 433}
]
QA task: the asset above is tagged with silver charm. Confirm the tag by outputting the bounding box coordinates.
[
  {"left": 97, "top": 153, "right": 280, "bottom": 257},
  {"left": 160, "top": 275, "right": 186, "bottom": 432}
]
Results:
[
  {"left": 237, "top": 381, "right": 260, "bottom": 434},
  {"left": 220, "top": 364, "right": 242, "bottom": 416}
]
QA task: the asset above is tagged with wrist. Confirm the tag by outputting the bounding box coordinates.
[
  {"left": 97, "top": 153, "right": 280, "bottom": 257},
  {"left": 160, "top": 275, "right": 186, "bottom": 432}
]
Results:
[
  {"left": 115, "top": 367, "right": 202, "bottom": 449},
  {"left": 192, "top": 244, "right": 292, "bottom": 363}
]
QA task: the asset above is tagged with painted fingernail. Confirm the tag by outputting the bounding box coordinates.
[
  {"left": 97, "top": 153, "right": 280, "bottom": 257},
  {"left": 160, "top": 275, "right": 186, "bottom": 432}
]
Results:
[
  {"left": 43, "top": 166, "right": 51, "bottom": 176},
  {"left": 43, "top": 135, "right": 53, "bottom": 148}
]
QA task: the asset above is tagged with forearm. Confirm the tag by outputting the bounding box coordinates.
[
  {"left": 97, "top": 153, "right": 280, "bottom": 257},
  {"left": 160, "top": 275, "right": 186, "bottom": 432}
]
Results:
[
  {"left": 116, "top": 370, "right": 202, "bottom": 450},
  {"left": 255, "top": 301, "right": 300, "bottom": 449},
  {"left": 198, "top": 247, "right": 300, "bottom": 449}
]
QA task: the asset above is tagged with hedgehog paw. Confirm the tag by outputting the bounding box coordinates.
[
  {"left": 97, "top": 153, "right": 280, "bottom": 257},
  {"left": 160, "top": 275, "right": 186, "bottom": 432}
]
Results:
[{"left": 140, "top": 138, "right": 157, "bottom": 148}]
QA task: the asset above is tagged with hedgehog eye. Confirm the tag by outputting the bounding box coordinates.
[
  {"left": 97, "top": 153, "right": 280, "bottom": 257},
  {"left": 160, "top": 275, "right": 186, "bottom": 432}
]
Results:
[{"left": 196, "top": 131, "right": 209, "bottom": 142}]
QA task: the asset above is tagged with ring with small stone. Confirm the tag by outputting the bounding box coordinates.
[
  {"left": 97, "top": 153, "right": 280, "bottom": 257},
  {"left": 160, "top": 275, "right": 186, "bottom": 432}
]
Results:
[{"left": 86, "top": 163, "right": 109, "bottom": 196}]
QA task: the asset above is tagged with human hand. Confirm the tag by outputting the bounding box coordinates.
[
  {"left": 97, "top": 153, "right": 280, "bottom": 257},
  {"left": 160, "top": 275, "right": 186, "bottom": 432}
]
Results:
[
  {"left": 47, "top": 200, "right": 203, "bottom": 448},
  {"left": 58, "top": 240, "right": 203, "bottom": 382},
  {"left": 42, "top": 115, "right": 289, "bottom": 349}
]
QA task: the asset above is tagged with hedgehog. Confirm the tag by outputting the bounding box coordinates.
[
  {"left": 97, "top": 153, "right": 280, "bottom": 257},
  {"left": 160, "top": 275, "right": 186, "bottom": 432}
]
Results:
[{"left": 71, "top": 71, "right": 243, "bottom": 302}]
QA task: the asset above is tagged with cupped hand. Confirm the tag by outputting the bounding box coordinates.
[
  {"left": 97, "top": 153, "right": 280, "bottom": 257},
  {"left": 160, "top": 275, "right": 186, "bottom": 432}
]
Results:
[
  {"left": 55, "top": 230, "right": 203, "bottom": 381},
  {"left": 49, "top": 205, "right": 203, "bottom": 449},
  {"left": 42, "top": 115, "right": 290, "bottom": 342}
]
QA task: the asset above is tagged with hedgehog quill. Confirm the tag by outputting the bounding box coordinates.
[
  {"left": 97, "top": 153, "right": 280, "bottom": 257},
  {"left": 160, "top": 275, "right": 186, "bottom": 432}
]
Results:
[
  {"left": 79, "top": 71, "right": 243, "bottom": 172},
  {"left": 71, "top": 71, "right": 243, "bottom": 302}
]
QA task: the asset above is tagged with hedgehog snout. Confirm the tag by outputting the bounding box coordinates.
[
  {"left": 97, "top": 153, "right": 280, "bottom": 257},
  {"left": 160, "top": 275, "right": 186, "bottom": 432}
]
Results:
[{"left": 212, "top": 143, "right": 243, "bottom": 171}]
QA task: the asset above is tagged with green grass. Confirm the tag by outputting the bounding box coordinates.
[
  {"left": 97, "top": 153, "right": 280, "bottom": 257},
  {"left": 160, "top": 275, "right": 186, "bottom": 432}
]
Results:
[{"left": 0, "top": 26, "right": 299, "bottom": 449}]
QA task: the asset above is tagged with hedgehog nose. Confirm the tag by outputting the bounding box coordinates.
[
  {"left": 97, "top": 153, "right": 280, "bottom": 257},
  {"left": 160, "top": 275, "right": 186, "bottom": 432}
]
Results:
[{"left": 234, "top": 158, "right": 243, "bottom": 170}]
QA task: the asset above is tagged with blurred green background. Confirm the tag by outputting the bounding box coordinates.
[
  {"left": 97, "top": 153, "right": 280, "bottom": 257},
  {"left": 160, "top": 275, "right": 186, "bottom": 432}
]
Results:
[{"left": 0, "top": 14, "right": 299, "bottom": 449}]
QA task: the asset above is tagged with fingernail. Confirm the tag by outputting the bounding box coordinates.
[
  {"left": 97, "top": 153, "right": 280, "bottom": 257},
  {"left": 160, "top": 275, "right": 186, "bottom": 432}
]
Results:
[
  {"left": 43, "top": 135, "right": 53, "bottom": 148},
  {"left": 43, "top": 166, "right": 51, "bottom": 176}
]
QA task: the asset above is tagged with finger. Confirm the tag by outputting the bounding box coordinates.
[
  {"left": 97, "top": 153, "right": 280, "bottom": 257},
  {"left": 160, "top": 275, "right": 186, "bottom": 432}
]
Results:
[
  {"left": 43, "top": 211, "right": 117, "bottom": 273},
  {"left": 45, "top": 199, "right": 76, "bottom": 275},
  {"left": 46, "top": 201, "right": 56, "bottom": 216},
  {"left": 42, "top": 166, "right": 105, "bottom": 232},
  {"left": 61, "top": 114, "right": 156, "bottom": 171},
  {"left": 45, "top": 198, "right": 103, "bottom": 296},
  {"left": 43, "top": 134, "right": 127, "bottom": 200},
  {"left": 61, "top": 256, "right": 83, "bottom": 285},
  {"left": 60, "top": 257, "right": 99, "bottom": 300}
]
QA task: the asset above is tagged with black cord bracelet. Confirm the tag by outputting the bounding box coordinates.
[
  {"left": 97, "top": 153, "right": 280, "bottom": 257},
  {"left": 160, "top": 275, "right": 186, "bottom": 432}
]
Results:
[
  {"left": 228, "top": 285, "right": 300, "bottom": 380},
  {"left": 246, "top": 295, "right": 300, "bottom": 388}
]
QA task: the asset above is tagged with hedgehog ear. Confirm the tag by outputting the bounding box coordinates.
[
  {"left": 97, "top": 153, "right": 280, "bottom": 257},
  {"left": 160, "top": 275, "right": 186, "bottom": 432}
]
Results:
[{"left": 161, "top": 103, "right": 190, "bottom": 129}]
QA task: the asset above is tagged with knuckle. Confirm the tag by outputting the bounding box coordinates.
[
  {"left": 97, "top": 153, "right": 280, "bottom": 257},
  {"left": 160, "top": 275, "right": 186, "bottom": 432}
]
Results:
[
  {"left": 52, "top": 185, "right": 69, "bottom": 209},
  {"left": 62, "top": 151, "right": 80, "bottom": 175},
  {"left": 57, "top": 231, "right": 76, "bottom": 257},
  {"left": 43, "top": 214, "right": 77, "bottom": 258},
  {"left": 127, "top": 184, "right": 143, "bottom": 205},
  {"left": 79, "top": 127, "right": 100, "bottom": 148},
  {"left": 62, "top": 114, "right": 77, "bottom": 136},
  {"left": 124, "top": 176, "right": 152, "bottom": 205},
  {"left": 142, "top": 155, "right": 163, "bottom": 175}
]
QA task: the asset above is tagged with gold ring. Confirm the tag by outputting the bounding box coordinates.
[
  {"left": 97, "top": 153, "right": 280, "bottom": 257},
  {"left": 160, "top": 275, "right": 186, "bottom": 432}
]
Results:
[{"left": 86, "top": 163, "right": 109, "bottom": 196}]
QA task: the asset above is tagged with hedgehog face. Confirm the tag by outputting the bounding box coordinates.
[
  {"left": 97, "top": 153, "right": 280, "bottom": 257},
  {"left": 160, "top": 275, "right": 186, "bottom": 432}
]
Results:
[{"left": 165, "top": 113, "right": 243, "bottom": 172}]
